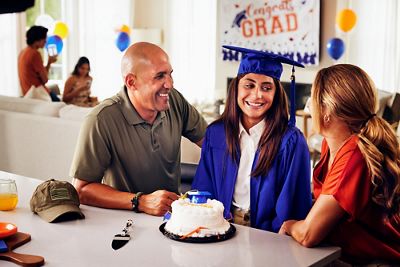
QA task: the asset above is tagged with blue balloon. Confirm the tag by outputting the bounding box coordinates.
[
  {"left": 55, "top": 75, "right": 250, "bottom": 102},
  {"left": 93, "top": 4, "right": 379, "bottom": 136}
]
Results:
[
  {"left": 45, "top": 35, "right": 63, "bottom": 54},
  {"left": 326, "top": 38, "right": 345, "bottom": 60},
  {"left": 115, "top": 32, "right": 130, "bottom": 52}
]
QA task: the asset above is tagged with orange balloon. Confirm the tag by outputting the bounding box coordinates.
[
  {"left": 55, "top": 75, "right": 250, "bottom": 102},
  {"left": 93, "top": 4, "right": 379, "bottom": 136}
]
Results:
[
  {"left": 336, "top": 9, "right": 357, "bottom": 32},
  {"left": 120, "top": 24, "right": 131, "bottom": 35}
]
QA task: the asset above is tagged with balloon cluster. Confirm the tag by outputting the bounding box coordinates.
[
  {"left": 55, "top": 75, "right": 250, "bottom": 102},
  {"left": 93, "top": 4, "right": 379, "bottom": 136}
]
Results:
[
  {"left": 35, "top": 14, "right": 68, "bottom": 55},
  {"left": 327, "top": 9, "right": 357, "bottom": 61},
  {"left": 115, "top": 25, "right": 131, "bottom": 52}
]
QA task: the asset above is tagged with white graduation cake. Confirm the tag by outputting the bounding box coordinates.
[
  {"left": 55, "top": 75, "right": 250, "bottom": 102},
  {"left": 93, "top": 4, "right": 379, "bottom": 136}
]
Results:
[{"left": 164, "top": 191, "right": 231, "bottom": 238}]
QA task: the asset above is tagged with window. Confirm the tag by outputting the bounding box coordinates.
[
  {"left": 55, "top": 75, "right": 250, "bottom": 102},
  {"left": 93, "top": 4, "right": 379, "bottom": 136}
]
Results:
[
  {"left": 165, "top": 0, "right": 217, "bottom": 104},
  {"left": 26, "top": 0, "right": 66, "bottom": 87},
  {"left": 0, "top": 13, "right": 19, "bottom": 96},
  {"left": 24, "top": 0, "right": 132, "bottom": 99},
  {"left": 73, "top": 0, "right": 132, "bottom": 100},
  {"left": 346, "top": 1, "right": 400, "bottom": 93}
]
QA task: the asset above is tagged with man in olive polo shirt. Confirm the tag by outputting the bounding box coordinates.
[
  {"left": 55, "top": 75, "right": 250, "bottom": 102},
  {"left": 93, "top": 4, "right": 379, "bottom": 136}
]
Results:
[{"left": 71, "top": 42, "right": 207, "bottom": 216}]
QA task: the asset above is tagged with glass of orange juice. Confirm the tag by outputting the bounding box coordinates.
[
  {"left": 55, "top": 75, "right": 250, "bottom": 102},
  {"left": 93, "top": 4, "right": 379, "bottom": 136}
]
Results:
[{"left": 0, "top": 179, "right": 18, "bottom": 211}]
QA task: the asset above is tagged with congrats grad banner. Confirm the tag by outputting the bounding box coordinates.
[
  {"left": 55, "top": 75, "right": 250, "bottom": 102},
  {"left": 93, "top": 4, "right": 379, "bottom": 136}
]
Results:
[{"left": 220, "top": 0, "right": 320, "bottom": 66}]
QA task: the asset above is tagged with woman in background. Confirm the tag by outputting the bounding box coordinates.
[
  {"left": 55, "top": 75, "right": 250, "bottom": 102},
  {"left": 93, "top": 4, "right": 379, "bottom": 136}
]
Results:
[
  {"left": 63, "top": 57, "right": 98, "bottom": 107},
  {"left": 279, "top": 64, "right": 400, "bottom": 265},
  {"left": 192, "top": 46, "right": 312, "bottom": 232}
]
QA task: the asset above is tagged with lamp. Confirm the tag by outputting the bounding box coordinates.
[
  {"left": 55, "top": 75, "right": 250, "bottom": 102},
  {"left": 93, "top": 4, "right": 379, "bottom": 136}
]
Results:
[{"left": 131, "top": 28, "right": 162, "bottom": 45}]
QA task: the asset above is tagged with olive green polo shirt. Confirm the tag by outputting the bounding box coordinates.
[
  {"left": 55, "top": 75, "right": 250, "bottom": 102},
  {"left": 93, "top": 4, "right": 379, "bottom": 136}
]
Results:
[{"left": 69, "top": 88, "right": 207, "bottom": 194}]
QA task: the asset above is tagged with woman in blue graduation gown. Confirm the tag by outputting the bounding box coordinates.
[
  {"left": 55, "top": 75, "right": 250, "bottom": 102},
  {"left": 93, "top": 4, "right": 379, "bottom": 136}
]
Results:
[{"left": 192, "top": 46, "right": 312, "bottom": 233}]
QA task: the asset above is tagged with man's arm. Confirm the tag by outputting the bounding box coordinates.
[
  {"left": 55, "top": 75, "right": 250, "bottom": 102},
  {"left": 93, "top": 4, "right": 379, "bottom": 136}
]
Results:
[
  {"left": 37, "top": 55, "right": 57, "bottom": 84},
  {"left": 73, "top": 178, "right": 179, "bottom": 216},
  {"left": 73, "top": 178, "right": 133, "bottom": 209}
]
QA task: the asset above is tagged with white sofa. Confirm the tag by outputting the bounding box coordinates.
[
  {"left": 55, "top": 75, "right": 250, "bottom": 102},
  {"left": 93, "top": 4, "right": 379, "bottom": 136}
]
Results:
[{"left": 0, "top": 95, "right": 201, "bottom": 182}]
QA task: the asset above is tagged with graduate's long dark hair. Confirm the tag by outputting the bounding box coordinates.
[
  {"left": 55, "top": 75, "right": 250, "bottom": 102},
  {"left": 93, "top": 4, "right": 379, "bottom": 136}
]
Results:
[{"left": 214, "top": 74, "right": 289, "bottom": 177}]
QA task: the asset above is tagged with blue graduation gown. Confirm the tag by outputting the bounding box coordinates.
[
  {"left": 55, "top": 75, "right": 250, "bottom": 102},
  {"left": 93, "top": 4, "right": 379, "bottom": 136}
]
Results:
[{"left": 192, "top": 121, "right": 312, "bottom": 232}]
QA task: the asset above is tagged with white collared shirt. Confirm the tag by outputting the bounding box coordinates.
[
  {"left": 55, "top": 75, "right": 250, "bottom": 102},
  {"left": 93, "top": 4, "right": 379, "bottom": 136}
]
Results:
[{"left": 232, "top": 120, "right": 266, "bottom": 210}]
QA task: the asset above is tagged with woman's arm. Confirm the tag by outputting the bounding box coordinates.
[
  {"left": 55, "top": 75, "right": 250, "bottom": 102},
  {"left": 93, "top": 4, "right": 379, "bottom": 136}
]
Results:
[{"left": 279, "top": 194, "right": 346, "bottom": 247}]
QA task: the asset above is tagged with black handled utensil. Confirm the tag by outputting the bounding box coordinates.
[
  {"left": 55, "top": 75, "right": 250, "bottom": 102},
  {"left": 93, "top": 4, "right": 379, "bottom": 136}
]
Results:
[{"left": 111, "top": 219, "right": 133, "bottom": 250}]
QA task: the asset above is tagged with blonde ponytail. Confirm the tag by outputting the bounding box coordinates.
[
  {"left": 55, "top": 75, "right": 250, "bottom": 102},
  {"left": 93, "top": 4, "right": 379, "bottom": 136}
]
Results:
[{"left": 358, "top": 116, "right": 400, "bottom": 221}]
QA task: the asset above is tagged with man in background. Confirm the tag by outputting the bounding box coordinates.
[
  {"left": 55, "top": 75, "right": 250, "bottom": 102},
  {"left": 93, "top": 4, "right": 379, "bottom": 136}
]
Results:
[{"left": 18, "top": 25, "right": 59, "bottom": 101}]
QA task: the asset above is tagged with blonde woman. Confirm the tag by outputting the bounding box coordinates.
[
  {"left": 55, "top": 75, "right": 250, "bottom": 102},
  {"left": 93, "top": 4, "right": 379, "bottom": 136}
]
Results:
[{"left": 279, "top": 64, "right": 400, "bottom": 265}]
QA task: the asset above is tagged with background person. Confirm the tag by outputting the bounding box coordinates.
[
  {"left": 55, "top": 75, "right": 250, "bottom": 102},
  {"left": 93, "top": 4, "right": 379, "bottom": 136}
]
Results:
[
  {"left": 71, "top": 42, "right": 207, "bottom": 216},
  {"left": 279, "top": 64, "right": 400, "bottom": 265},
  {"left": 63, "top": 56, "right": 98, "bottom": 107},
  {"left": 18, "top": 25, "right": 59, "bottom": 101},
  {"left": 192, "top": 46, "right": 312, "bottom": 232}
]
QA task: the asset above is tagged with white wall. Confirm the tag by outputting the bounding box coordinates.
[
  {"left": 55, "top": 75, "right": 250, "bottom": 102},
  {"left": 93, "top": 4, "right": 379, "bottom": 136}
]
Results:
[{"left": 133, "top": 0, "right": 165, "bottom": 29}]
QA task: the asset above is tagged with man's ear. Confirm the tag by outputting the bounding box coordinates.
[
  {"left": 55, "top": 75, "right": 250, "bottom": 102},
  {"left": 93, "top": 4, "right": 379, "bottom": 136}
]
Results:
[{"left": 125, "top": 73, "right": 136, "bottom": 90}]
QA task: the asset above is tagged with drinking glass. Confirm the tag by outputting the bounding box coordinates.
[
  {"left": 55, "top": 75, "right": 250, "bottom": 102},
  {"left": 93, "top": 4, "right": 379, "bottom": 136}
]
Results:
[{"left": 0, "top": 179, "right": 18, "bottom": 211}]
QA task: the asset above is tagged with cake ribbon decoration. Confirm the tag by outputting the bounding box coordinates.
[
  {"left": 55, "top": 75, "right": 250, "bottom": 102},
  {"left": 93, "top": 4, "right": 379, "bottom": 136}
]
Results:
[
  {"left": 186, "top": 190, "right": 211, "bottom": 204},
  {"left": 111, "top": 219, "right": 133, "bottom": 250}
]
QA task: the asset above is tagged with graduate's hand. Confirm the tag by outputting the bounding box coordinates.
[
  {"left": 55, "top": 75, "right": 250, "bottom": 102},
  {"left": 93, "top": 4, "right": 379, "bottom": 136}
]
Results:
[{"left": 138, "top": 190, "right": 179, "bottom": 216}]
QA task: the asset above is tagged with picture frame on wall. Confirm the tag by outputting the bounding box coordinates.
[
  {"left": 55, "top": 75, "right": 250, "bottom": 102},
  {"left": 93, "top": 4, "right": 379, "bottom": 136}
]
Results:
[{"left": 220, "top": 0, "right": 320, "bottom": 66}]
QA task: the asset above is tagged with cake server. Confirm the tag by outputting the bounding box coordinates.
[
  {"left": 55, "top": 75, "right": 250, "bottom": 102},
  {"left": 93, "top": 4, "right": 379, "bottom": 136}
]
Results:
[{"left": 111, "top": 219, "right": 133, "bottom": 250}]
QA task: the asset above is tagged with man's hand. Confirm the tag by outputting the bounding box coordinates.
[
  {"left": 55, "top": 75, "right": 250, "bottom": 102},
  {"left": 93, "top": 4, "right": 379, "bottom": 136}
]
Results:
[
  {"left": 138, "top": 190, "right": 179, "bottom": 216},
  {"left": 48, "top": 55, "right": 58, "bottom": 64}
]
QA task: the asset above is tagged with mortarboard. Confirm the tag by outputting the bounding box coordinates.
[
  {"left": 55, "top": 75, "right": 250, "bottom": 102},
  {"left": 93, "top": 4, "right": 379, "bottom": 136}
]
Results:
[{"left": 223, "top": 45, "right": 305, "bottom": 127}]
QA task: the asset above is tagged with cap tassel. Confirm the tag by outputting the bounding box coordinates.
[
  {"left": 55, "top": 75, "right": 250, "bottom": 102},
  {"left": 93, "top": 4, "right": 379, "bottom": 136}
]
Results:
[{"left": 289, "top": 66, "right": 296, "bottom": 127}]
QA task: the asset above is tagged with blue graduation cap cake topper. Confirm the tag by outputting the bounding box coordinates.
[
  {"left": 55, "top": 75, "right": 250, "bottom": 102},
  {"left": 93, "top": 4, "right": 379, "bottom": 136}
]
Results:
[
  {"left": 187, "top": 190, "right": 211, "bottom": 204},
  {"left": 222, "top": 45, "right": 305, "bottom": 127}
]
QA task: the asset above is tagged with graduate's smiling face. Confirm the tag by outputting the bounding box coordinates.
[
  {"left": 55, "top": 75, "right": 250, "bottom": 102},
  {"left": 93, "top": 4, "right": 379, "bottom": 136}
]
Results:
[{"left": 237, "top": 73, "right": 276, "bottom": 129}]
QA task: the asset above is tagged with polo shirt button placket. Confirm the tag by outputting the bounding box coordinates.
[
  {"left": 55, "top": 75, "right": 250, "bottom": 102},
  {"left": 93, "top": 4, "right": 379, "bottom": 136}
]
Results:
[{"left": 151, "top": 130, "right": 159, "bottom": 151}]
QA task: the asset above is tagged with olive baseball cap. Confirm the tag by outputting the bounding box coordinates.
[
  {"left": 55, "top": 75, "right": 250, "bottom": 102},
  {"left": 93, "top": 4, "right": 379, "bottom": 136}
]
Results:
[{"left": 30, "top": 179, "right": 85, "bottom": 223}]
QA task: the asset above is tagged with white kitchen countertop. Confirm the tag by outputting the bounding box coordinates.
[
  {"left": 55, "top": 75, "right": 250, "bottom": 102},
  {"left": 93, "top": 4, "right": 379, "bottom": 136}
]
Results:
[{"left": 0, "top": 171, "right": 340, "bottom": 267}]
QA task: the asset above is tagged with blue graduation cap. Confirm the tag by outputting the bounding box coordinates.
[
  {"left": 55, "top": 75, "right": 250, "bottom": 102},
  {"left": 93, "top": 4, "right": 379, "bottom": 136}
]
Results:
[
  {"left": 187, "top": 190, "right": 211, "bottom": 204},
  {"left": 222, "top": 45, "right": 305, "bottom": 127}
]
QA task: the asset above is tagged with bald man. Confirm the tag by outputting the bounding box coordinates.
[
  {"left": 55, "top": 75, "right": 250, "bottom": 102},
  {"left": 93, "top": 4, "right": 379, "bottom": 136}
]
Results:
[{"left": 71, "top": 42, "right": 207, "bottom": 216}]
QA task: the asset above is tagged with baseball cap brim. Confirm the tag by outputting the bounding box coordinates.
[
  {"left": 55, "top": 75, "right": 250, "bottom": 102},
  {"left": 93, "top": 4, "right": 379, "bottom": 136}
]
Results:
[{"left": 37, "top": 204, "right": 85, "bottom": 223}]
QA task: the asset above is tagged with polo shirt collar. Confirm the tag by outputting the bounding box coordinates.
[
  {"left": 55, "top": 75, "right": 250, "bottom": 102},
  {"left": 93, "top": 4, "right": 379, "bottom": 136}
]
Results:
[{"left": 118, "top": 87, "right": 166, "bottom": 126}]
